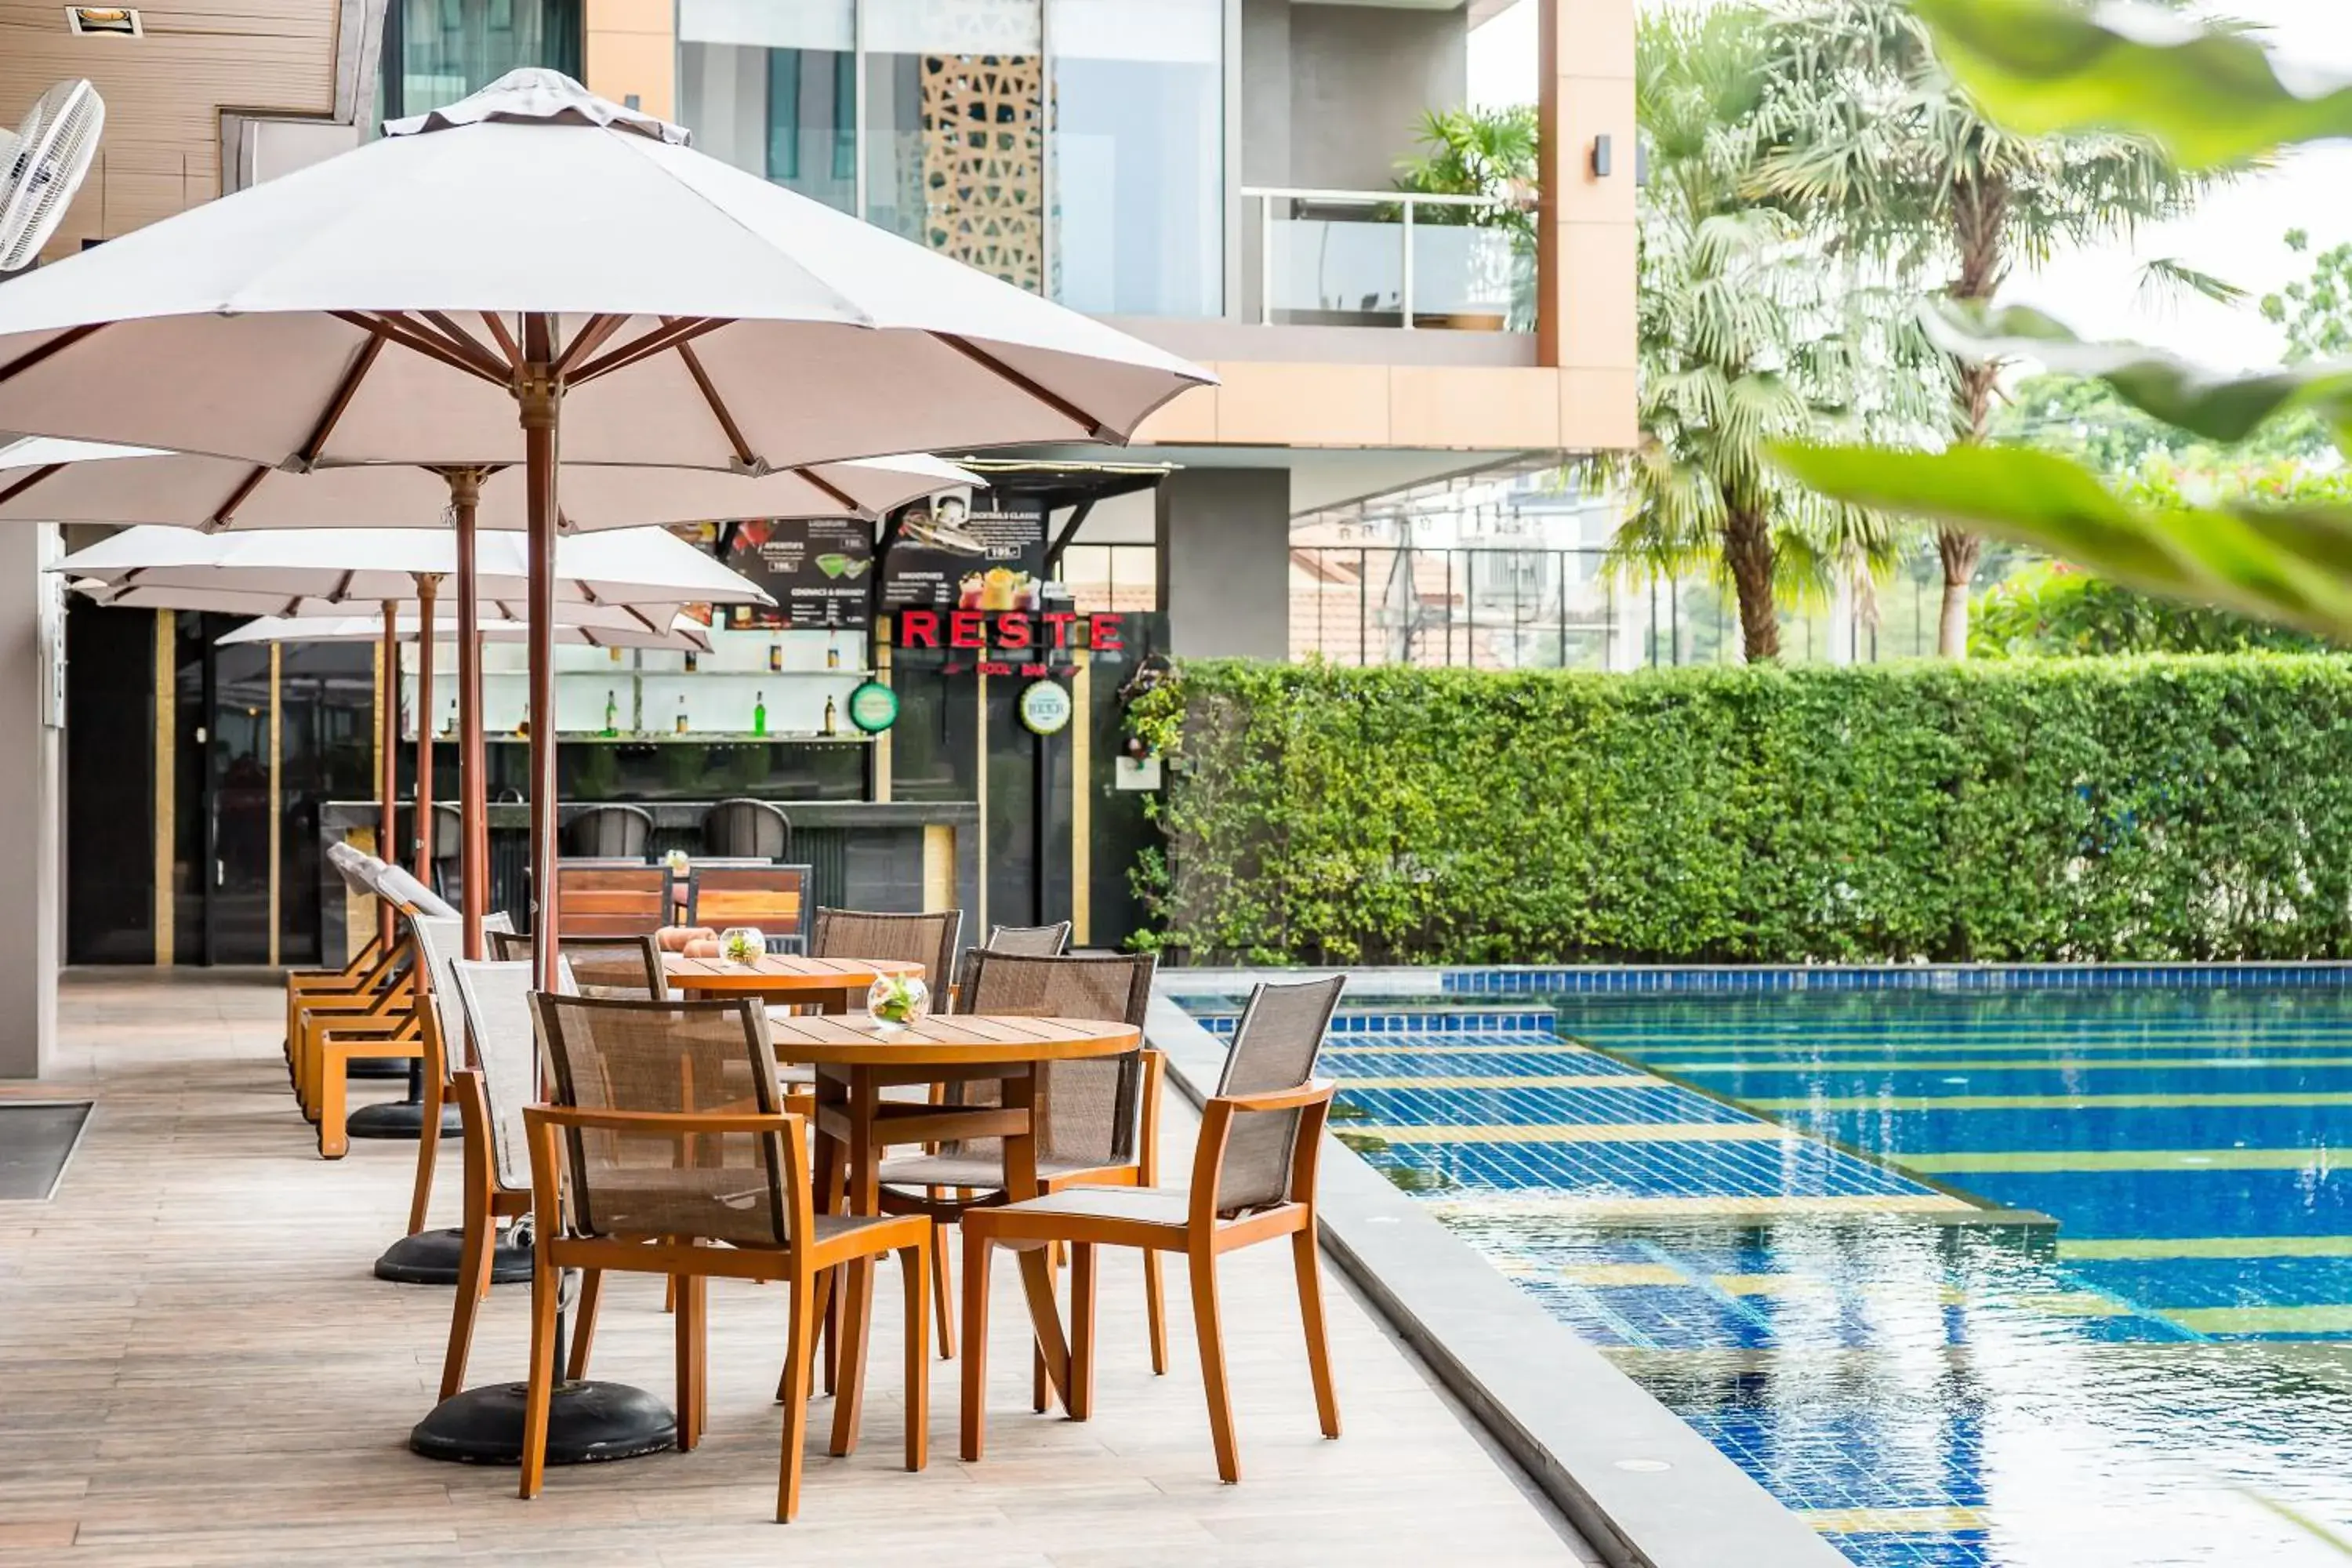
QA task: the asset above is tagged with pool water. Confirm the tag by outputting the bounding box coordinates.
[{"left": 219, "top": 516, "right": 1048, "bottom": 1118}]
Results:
[{"left": 1205, "top": 985, "right": 2352, "bottom": 1567}]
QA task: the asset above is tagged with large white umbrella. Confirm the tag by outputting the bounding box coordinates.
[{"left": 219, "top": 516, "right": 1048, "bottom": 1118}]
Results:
[
  {"left": 0, "top": 437, "right": 974, "bottom": 530},
  {"left": 0, "top": 67, "right": 1209, "bottom": 1432},
  {"left": 218, "top": 612, "right": 711, "bottom": 652}
]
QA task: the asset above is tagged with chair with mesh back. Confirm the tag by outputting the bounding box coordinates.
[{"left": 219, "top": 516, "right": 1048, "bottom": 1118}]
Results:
[
  {"left": 809, "top": 908, "right": 961, "bottom": 1000},
  {"left": 563, "top": 803, "right": 655, "bottom": 859},
  {"left": 436, "top": 958, "right": 543, "bottom": 1403},
  {"left": 430, "top": 804, "right": 466, "bottom": 905},
  {"left": 985, "top": 921, "right": 1072, "bottom": 956},
  {"left": 487, "top": 931, "right": 666, "bottom": 999},
  {"left": 284, "top": 844, "right": 405, "bottom": 1092},
  {"left": 515, "top": 993, "right": 932, "bottom": 1520},
  {"left": 297, "top": 862, "right": 457, "bottom": 1156},
  {"left": 873, "top": 951, "right": 1159, "bottom": 1370},
  {"left": 702, "top": 797, "right": 791, "bottom": 861},
  {"left": 958, "top": 975, "right": 1345, "bottom": 1484},
  {"left": 685, "top": 864, "right": 815, "bottom": 953},
  {"left": 404, "top": 911, "right": 515, "bottom": 1238}
]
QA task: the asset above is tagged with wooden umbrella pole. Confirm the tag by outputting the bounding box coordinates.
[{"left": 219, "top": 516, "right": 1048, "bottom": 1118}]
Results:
[
  {"left": 414, "top": 572, "right": 440, "bottom": 883},
  {"left": 521, "top": 315, "right": 562, "bottom": 996},
  {"left": 450, "top": 470, "right": 488, "bottom": 960},
  {"left": 378, "top": 597, "right": 400, "bottom": 951}
]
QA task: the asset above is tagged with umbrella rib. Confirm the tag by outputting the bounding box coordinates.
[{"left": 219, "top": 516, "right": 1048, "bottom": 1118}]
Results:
[
  {"left": 292, "top": 333, "right": 387, "bottom": 470},
  {"left": 802, "top": 470, "right": 864, "bottom": 515},
  {"left": 673, "top": 339, "right": 755, "bottom": 467},
  {"left": 419, "top": 312, "right": 508, "bottom": 376},
  {"left": 332, "top": 311, "right": 505, "bottom": 387},
  {"left": 552, "top": 314, "right": 626, "bottom": 379},
  {"left": 477, "top": 313, "right": 521, "bottom": 368},
  {"left": 0, "top": 463, "right": 65, "bottom": 511},
  {"left": 569, "top": 318, "right": 724, "bottom": 386},
  {"left": 937, "top": 335, "right": 1112, "bottom": 441},
  {"left": 0, "top": 322, "right": 109, "bottom": 392},
  {"left": 209, "top": 466, "right": 271, "bottom": 529}
]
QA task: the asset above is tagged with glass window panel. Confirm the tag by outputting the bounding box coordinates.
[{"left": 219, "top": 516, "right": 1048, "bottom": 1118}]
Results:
[
  {"left": 381, "top": 0, "right": 581, "bottom": 124},
  {"left": 677, "top": 0, "right": 857, "bottom": 213},
  {"left": 865, "top": 0, "right": 1047, "bottom": 289},
  {"left": 1047, "top": 0, "right": 1221, "bottom": 318}
]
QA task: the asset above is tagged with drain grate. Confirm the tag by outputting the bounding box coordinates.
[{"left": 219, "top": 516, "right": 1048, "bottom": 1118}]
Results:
[{"left": 0, "top": 1102, "right": 93, "bottom": 1200}]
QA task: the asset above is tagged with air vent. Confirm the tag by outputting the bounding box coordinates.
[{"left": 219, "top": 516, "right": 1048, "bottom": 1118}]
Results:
[{"left": 64, "top": 7, "right": 142, "bottom": 37}]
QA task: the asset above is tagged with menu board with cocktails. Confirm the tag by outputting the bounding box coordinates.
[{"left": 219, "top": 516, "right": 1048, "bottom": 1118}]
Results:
[{"left": 880, "top": 489, "right": 1047, "bottom": 612}]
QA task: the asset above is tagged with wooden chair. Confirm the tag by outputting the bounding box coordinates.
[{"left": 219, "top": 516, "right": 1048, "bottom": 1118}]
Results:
[
  {"left": 437, "top": 959, "right": 543, "bottom": 1401},
  {"left": 284, "top": 844, "right": 397, "bottom": 1092},
  {"left": 873, "top": 952, "right": 1160, "bottom": 1376},
  {"left": 685, "top": 864, "right": 815, "bottom": 953},
  {"left": 985, "top": 921, "right": 1073, "bottom": 956},
  {"left": 563, "top": 803, "right": 655, "bottom": 859},
  {"left": 487, "top": 931, "right": 667, "bottom": 999},
  {"left": 551, "top": 862, "right": 673, "bottom": 938},
  {"left": 299, "top": 866, "right": 457, "bottom": 1157},
  {"left": 404, "top": 910, "right": 515, "bottom": 1238},
  {"left": 959, "top": 975, "right": 1346, "bottom": 1483},
  {"left": 702, "top": 797, "right": 791, "bottom": 860},
  {"left": 518, "top": 993, "right": 933, "bottom": 1521}
]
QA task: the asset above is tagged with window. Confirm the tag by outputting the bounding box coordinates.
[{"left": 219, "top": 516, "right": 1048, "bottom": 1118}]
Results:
[
  {"left": 677, "top": 0, "right": 858, "bottom": 213},
  {"left": 379, "top": 0, "right": 583, "bottom": 125}
]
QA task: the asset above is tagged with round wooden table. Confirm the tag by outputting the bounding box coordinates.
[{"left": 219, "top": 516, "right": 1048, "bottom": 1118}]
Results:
[
  {"left": 763, "top": 1011, "right": 1143, "bottom": 1434},
  {"left": 661, "top": 953, "right": 920, "bottom": 1014}
]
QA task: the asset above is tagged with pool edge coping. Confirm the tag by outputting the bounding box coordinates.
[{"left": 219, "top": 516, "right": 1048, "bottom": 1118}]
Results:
[{"left": 1145, "top": 991, "right": 1851, "bottom": 1568}]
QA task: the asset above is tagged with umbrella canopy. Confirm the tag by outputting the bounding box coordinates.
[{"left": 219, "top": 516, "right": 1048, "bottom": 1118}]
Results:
[
  {"left": 217, "top": 612, "right": 711, "bottom": 652},
  {"left": 79, "top": 583, "right": 708, "bottom": 641},
  {"left": 56, "top": 524, "right": 771, "bottom": 612},
  {"left": 0, "top": 71, "right": 1210, "bottom": 474},
  {"left": 0, "top": 437, "right": 975, "bottom": 531}
]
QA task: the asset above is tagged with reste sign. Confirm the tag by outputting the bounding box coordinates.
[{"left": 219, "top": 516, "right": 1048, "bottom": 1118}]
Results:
[{"left": 894, "top": 609, "right": 1126, "bottom": 654}]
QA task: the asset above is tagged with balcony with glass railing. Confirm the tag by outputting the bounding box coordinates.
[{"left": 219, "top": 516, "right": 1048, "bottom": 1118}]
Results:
[{"left": 1243, "top": 187, "right": 1536, "bottom": 334}]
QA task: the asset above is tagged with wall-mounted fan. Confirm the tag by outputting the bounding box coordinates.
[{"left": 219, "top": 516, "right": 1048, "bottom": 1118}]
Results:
[{"left": 0, "top": 80, "right": 105, "bottom": 274}]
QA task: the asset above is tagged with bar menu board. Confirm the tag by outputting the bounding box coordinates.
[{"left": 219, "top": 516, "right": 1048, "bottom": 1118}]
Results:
[
  {"left": 720, "top": 518, "right": 873, "bottom": 630},
  {"left": 880, "top": 489, "right": 1048, "bottom": 612}
]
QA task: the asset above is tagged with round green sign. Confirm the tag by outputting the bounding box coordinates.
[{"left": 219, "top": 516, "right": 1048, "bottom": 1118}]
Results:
[
  {"left": 846, "top": 680, "right": 900, "bottom": 735},
  {"left": 1018, "top": 679, "right": 1074, "bottom": 737}
]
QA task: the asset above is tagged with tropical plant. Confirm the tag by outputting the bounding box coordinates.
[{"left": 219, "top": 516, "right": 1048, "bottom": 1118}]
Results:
[
  {"left": 1392, "top": 104, "right": 1537, "bottom": 246},
  {"left": 1972, "top": 561, "right": 2328, "bottom": 658},
  {"left": 2262, "top": 228, "right": 2352, "bottom": 363},
  {"left": 1992, "top": 371, "right": 2333, "bottom": 474},
  {"left": 1751, "top": 0, "right": 2224, "bottom": 659},
  {"left": 1608, "top": 4, "right": 1940, "bottom": 662},
  {"left": 1774, "top": 0, "right": 2352, "bottom": 650}
]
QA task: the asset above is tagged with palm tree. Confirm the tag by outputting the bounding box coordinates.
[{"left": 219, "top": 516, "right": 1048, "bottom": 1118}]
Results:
[
  {"left": 1753, "top": 0, "right": 2220, "bottom": 658},
  {"left": 1615, "top": 4, "right": 1936, "bottom": 662}
]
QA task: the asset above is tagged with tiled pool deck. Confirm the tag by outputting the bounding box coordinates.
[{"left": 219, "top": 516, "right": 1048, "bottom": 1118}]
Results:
[{"left": 1175, "top": 970, "right": 2352, "bottom": 1568}]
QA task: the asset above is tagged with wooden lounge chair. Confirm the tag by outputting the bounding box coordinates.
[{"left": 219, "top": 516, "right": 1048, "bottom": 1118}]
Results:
[
  {"left": 300, "top": 866, "right": 458, "bottom": 1157},
  {"left": 437, "top": 958, "right": 540, "bottom": 1401},
  {"left": 283, "top": 844, "right": 397, "bottom": 1091},
  {"left": 958, "top": 975, "right": 1346, "bottom": 1483},
  {"left": 402, "top": 911, "right": 514, "bottom": 1240},
  {"left": 517, "top": 993, "right": 932, "bottom": 1521}
]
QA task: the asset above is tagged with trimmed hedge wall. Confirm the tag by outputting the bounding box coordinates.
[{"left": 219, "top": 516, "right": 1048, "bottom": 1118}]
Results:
[{"left": 1126, "top": 657, "right": 2352, "bottom": 965}]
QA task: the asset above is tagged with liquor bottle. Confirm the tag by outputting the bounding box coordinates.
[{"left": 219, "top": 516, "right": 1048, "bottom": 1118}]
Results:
[
  {"left": 602, "top": 688, "right": 619, "bottom": 736},
  {"left": 752, "top": 691, "right": 768, "bottom": 737},
  {"left": 608, "top": 645, "right": 624, "bottom": 662},
  {"left": 683, "top": 650, "right": 699, "bottom": 673},
  {"left": 826, "top": 635, "right": 840, "bottom": 670},
  {"left": 441, "top": 698, "right": 456, "bottom": 738},
  {"left": 768, "top": 641, "right": 782, "bottom": 673},
  {"left": 822, "top": 694, "right": 838, "bottom": 737},
  {"left": 674, "top": 697, "right": 688, "bottom": 735}
]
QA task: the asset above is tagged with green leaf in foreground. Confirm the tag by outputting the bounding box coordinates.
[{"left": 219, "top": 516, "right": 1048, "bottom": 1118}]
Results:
[
  {"left": 1915, "top": 0, "right": 2352, "bottom": 171},
  {"left": 1927, "top": 303, "right": 2352, "bottom": 447},
  {"left": 1772, "top": 441, "right": 2352, "bottom": 643}
]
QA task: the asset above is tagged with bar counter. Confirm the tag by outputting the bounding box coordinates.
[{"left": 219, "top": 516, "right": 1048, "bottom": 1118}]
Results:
[{"left": 320, "top": 798, "right": 979, "bottom": 960}]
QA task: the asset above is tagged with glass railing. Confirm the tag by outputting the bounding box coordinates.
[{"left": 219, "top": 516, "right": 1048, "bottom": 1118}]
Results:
[{"left": 1243, "top": 187, "right": 1534, "bottom": 332}]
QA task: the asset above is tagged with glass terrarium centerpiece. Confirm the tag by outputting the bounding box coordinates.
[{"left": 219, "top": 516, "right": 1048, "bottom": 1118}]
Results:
[{"left": 867, "top": 972, "right": 931, "bottom": 1033}]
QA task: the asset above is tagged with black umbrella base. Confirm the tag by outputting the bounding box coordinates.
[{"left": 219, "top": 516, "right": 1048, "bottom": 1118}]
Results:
[
  {"left": 347, "top": 1100, "right": 463, "bottom": 1141},
  {"left": 375, "top": 1227, "right": 532, "bottom": 1287},
  {"left": 348, "top": 1057, "right": 413, "bottom": 1080},
  {"left": 410, "top": 1380, "right": 677, "bottom": 1466}
]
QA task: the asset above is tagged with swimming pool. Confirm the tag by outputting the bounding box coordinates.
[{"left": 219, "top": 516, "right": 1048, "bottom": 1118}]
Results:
[{"left": 1188, "top": 975, "right": 2352, "bottom": 1568}]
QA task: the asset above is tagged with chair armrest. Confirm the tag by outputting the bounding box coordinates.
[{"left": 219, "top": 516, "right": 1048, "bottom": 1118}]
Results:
[
  {"left": 1213, "top": 1079, "right": 1335, "bottom": 1116},
  {"left": 521, "top": 1105, "right": 798, "bottom": 1137}
]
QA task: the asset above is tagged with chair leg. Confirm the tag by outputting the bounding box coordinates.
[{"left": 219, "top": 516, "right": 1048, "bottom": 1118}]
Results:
[
  {"left": 316, "top": 1048, "right": 349, "bottom": 1160},
  {"left": 931, "top": 1221, "right": 956, "bottom": 1360},
  {"left": 673, "top": 1269, "right": 707, "bottom": 1451},
  {"left": 439, "top": 1202, "right": 492, "bottom": 1402},
  {"left": 407, "top": 1069, "right": 443, "bottom": 1236},
  {"left": 1069, "top": 1242, "right": 1098, "bottom": 1422},
  {"left": 899, "top": 1238, "right": 929, "bottom": 1472},
  {"left": 566, "top": 1268, "right": 602, "bottom": 1382},
  {"left": 663, "top": 1276, "right": 676, "bottom": 1315},
  {"left": 776, "top": 1269, "right": 817, "bottom": 1523},
  {"left": 1294, "top": 1227, "right": 1341, "bottom": 1440},
  {"left": 1030, "top": 1241, "right": 1061, "bottom": 1414},
  {"left": 1142, "top": 1250, "right": 1168, "bottom": 1377},
  {"left": 518, "top": 1262, "right": 562, "bottom": 1501},
  {"left": 1189, "top": 1248, "right": 1240, "bottom": 1484},
  {"left": 828, "top": 1260, "right": 875, "bottom": 1457},
  {"left": 959, "top": 1229, "right": 993, "bottom": 1463}
]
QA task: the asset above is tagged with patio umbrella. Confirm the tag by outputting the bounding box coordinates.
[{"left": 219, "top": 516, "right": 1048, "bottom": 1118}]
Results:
[
  {"left": 216, "top": 612, "right": 711, "bottom": 652},
  {"left": 0, "top": 64, "right": 1208, "bottom": 1457}
]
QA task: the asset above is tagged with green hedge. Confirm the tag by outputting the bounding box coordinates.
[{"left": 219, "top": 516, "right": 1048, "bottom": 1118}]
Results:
[{"left": 1127, "top": 657, "right": 2352, "bottom": 965}]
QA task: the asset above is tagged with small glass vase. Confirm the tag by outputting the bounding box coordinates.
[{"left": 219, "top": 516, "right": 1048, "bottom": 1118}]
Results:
[
  {"left": 867, "top": 974, "right": 931, "bottom": 1033},
  {"left": 717, "top": 927, "right": 765, "bottom": 967}
]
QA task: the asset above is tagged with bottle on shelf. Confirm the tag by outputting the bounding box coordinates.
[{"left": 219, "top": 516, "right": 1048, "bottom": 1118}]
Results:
[
  {"left": 602, "top": 688, "right": 619, "bottom": 737},
  {"left": 683, "top": 650, "right": 699, "bottom": 673},
  {"left": 441, "top": 698, "right": 456, "bottom": 738},
  {"left": 675, "top": 696, "right": 689, "bottom": 735},
  {"left": 822, "top": 694, "right": 838, "bottom": 737},
  {"left": 753, "top": 691, "right": 767, "bottom": 737},
  {"left": 608, "top": 645, "right": 624, "bottom": 662},
  {"left": 768, "top": 640, "right": 782, "bottom": 673},
  {"left": 826, "top": 634, "right": 840, "bottom": 670}
]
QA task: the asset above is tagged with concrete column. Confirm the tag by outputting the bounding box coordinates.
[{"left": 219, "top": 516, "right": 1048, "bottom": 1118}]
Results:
[
  {"left": 1157, "top": 467, "right": 1293, "bottom": 662},
  {"left": 1536, "top": 0, "right": 1638, "bottom": 386},
  {"left": 0, "top": 524, "right": 61, "bottom": 1078}
]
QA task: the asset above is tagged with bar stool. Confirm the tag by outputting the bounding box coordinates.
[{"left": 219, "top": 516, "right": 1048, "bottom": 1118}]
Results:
[
  {"left": 564, "top": 803, "right": 655, "bottom": 859},
  {"left": 702, "top": 797, "right": 791, "bottom": 861}
]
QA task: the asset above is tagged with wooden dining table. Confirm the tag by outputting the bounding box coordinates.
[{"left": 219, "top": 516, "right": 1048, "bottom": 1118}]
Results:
[
  {"left": 661, "top": 953, "right": 920, "bottom": 1014},
  {"left": 761, "top": 1011, "right": 1144, "bottom": 1439}
]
